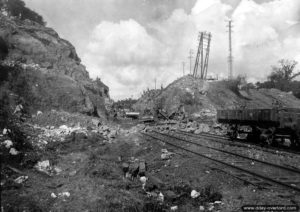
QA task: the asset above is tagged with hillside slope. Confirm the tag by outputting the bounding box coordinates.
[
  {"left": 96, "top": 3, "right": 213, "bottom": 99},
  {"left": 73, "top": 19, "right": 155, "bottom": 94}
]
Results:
[
  {"left": 0, "top": 14, "right": 109, "bottom": 118},
  {"left": 134, "top": 75, "right": 300, "bottom": 120}
]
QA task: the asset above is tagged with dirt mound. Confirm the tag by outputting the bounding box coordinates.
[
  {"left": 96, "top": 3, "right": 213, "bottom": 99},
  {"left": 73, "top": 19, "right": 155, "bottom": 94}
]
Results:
[
  {"left": 0, "top": 14, "right": 110, "bottom": 118},
  {"left": 134, "top": 75, "right": 300, "bottom": 121},
  {"left": 207, "top": 81, "right": 300, "bottom": 109}
]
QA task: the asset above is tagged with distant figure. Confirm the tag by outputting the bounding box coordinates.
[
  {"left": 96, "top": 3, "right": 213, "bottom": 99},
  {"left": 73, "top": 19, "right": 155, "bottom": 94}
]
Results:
[{"left": 0, "top": 37, "right": 8, "bottom": 60}]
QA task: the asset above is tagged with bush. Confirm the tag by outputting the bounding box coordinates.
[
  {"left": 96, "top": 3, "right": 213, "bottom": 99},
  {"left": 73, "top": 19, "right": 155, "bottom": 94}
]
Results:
[
  {"left": 5, "top": 0, "right": 46, "bottom": 25},
  {"left": 257, "top": 59, "right": 300, "bottom": 99},
  {"left": 224, "top": 75, "right": 248, "bottom": 95}
]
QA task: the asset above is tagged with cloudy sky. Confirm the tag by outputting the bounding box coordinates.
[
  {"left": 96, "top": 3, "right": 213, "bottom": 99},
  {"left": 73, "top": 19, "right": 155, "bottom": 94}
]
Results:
[{"left": 24, "top": 0, "right": 300, "bottom": 100}]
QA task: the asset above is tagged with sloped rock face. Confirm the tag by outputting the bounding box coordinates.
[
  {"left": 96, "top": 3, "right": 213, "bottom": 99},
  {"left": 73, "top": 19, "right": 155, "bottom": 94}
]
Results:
[
  {"left": 0, "top": 15, "right": 109, "bottom": 118},
  {"left": 0, "top": 16, "right": 87, "bottom": 80}
]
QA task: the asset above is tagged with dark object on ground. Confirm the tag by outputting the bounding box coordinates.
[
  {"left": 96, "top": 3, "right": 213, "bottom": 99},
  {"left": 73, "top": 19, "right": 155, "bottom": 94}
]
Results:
[{"left": 0, "top": 36, "right": 8, "bottom": 60}]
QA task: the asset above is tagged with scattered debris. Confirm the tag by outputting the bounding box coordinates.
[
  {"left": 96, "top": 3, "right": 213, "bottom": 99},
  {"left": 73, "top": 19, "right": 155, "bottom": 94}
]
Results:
[
  {"left": 191, "top": 190, "right": 200, "bottom": 199},
  {"left": 161, "top": 149, "right": 173, "bottom": 160},
  {"left": 14, "top": 176, "right": 28, "bottom": 184},
  {"left": 146, "top": 191, "right": 158, "bottom": 198},
  {"left": 14, "top": 104, "right": 23, "bottom": 114},
  {"left": 54, "top": 166, "right": 62, "bottom": 175},
  {"left": 69, "top": 170, "right": 77, "bottom": 176},
  {"left": 207, "top": 202, "right": 214, "bottom": 211},
  {"left": 170, "top": 205, "right": 178, "bottom": 211},
  {"left": 58, "top": 191, "right": 70, "bottom": 197},
  {"left": 6, "top": 165, "right": 24, "bottom": 175},
  {"left": 51, "top": 193, "right": 57, "bottom": 198},
  {"left": 9, "top": 148, "right": 19, "bottom": 155},
  {"left": 140, "top": 176, "right": 147, "bottom": 189},
  {"left": 58, "top": 191, "right": 70, "bottom": 201},
  {"left": 2, "top": 128, "right": 8, "bottom": 135},
  {"left": 3, "top": 140, "right": 13, "bottom": 148},
  {"left": 158, "top": 192, "right": 164, "bottom": 202},
  {"left": 35, "top": 160, "right": 52, "bottom": 176}
]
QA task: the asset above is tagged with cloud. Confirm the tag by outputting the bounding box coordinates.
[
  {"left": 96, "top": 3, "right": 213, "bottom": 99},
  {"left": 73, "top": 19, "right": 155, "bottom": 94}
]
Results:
[
  {"left": 232, "top": 0, "right": 300, "bottom": 80},
  {"left": 82, "top": 19, "right": 171, "bottom": 99},
  {"left": 83, "top": 0, "right": 233, "bottom": 99},
  {"left": 25, "top": 0, "right": 300, "bottom": 99}
]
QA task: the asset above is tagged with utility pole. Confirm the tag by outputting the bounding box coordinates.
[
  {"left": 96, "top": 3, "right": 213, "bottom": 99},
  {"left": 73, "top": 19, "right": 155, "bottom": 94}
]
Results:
[
  {"left": 154, "top": 78, "right": 156, "bottom": 90},
  {"left": 227, "top": 20, "right": 233, "bottom": 80},
  {"left": 188, "top": 49, "right": 193, "bottom": 75},
  {"left": 182, "top": 62, "right": 185, "bottom": 76}
]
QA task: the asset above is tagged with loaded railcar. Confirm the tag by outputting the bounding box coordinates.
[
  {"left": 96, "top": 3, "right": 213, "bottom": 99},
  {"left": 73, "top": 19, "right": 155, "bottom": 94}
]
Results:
[{"left": 217, "top": 108, "right": 300, "bottom": 147}]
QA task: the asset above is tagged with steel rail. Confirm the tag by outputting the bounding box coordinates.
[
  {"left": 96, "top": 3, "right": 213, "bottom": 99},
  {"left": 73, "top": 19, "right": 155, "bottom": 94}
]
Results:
[
  {"left": 154, "top": 130, "right": 300, "bottom": 174},
  {"left": 141, "top": 132, "right": 300, "bottom": 193},
  {"left": 179, "top": 130, "right": 300, "bottom": 155}
]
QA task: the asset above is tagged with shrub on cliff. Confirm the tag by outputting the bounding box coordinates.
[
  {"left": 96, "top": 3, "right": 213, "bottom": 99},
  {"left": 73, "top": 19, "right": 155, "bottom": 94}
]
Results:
[{"left": 4, "top": 0, "right": 45, "bottom": 25}]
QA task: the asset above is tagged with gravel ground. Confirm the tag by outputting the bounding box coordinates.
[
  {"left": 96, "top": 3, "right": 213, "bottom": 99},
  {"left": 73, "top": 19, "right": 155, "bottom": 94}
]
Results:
[{"left": 1, "top": 115, "right": 299, "bottom": 211}]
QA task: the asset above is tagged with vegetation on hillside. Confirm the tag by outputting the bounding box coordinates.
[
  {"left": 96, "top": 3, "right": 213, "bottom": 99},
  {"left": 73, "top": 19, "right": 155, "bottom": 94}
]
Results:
[
  {"left": 113, "top": 98, "right": 137, "bottom": 110},
  {"left": 257, "top": 59, "right": 300, "bottom": 98},
  {"left": 1, "top": 0, "right": 45, "bottom": 25},
  {"left": 224, "top": 59, "right": 300, "bottom": 99}
]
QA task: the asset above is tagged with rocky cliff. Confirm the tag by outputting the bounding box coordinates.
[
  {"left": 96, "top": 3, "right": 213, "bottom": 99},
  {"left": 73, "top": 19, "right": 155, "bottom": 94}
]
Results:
[{"left": 0, "top": 14, "right": 110, "bottom": 118}]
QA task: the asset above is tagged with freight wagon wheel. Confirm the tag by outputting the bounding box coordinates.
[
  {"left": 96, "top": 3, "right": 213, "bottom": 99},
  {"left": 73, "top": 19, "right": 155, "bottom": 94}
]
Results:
[
  {"left": 259, "top": 128, "right": 275, "bottom": 147},
  {"left": 247, "top": 126, "right": 261, "bottom": 143},
  {"left": 228, "top": 124, "right": 238, "bottom": 140},
  {"left": 266, "top": 134, "right": 275, "bottom": 146},
  {"left": 290, "top": 134, "right": 299, "bottom": 149}
]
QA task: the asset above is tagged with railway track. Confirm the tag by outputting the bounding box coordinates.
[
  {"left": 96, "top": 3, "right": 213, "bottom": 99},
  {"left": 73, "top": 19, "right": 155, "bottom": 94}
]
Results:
[
  {"left": 178, "top": 130, "right": 300, "bottom": 156},
  {"left": 141, "top": 130, "right": 300, "bottom": 194}
]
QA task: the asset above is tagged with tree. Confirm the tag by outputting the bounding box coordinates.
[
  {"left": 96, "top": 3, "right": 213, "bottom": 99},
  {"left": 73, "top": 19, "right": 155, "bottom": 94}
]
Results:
[
  {"left": 257, "top": 59, "right": 300, "bottom": 98},
  {"left": 269, "top": 59, "right": 299, "bottom": 83},
  {"left": 5, "top": 0, "right": 45, "bottom": 25}
]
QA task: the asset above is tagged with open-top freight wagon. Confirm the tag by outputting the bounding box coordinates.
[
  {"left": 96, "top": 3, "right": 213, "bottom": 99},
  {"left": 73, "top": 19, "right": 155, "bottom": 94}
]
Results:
[{"left": 217, "top": 108, "right": 300, "bottom": 147}]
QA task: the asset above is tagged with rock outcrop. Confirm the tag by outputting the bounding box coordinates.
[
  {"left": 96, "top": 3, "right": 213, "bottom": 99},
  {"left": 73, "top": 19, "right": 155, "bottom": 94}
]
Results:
[{"left": 0, "top": 14, "right": 110, "bottom": 118}]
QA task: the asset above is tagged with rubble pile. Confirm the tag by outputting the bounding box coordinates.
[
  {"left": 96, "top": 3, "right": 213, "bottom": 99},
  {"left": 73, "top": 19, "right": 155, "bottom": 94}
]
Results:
[
  {"left": 25, "top": 110, "right": 124, "bottom": 149},
  {"left": 147, "top": 120, "right": 227, "bottom": 136},
  {"left": 134, "top": 75, "right": 300, "bottom": 123}
]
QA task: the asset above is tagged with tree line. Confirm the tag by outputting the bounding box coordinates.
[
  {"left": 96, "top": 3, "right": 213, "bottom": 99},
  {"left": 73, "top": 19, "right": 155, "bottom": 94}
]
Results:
[{"left": 256, "top": 59, "right": 300, "bottom": 99}]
